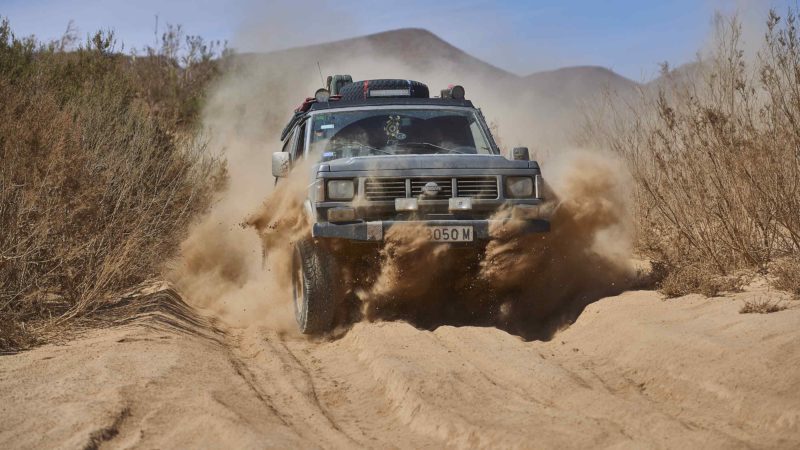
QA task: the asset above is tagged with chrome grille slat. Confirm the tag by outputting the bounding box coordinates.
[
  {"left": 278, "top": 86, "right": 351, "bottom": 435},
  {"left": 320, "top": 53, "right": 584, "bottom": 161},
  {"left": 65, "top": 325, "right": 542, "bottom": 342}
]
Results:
[
  {"left": 364, "top": 178, "right": 407, "bottom": 201},
  {"left": 364, "top": 176, "right": 499, "bottom": 200},
  {"left": 456, "top": 176, "right": 498, "bottom": 199}
]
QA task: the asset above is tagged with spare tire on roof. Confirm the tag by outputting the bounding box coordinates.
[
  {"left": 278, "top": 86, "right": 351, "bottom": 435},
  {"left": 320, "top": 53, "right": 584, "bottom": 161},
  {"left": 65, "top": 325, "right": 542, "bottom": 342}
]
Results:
[{"left": 338, "top": 79, "right": 429, "bottom": 101}]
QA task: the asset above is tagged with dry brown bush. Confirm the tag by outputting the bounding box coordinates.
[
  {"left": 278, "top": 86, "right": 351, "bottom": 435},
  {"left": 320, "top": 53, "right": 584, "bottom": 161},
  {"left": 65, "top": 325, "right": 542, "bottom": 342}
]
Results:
[
  {"left": 658, "top": 265, "right": 743, "bottom": 298},
  {"left": 582, "top": 9, "right": 800, "bottom": 296},
  {"left": 0, "top": 315, "right": 37, "bottom": 353},
  {"left": 127, "top": 23, "right": 231, "bottom": 130},
  {"left": 0, "top": 18, "right": 225, "bottom": 351},
  {"left": 740, "top": 297, "right": 787, "bottom": 314},
  {"left": 772, "top": 258, "right": 800, "bottom": 296}
]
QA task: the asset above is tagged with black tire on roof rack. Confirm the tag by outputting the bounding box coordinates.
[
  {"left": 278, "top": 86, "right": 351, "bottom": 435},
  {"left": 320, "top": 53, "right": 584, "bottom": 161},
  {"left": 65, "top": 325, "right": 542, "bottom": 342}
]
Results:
[{"left": 338, "top": 79, "right": 429, "bottom": 101}]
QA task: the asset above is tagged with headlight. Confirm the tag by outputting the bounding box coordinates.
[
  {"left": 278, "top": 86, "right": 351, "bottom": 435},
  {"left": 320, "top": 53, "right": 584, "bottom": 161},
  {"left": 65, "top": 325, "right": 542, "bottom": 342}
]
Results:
[
  {"left": 327, "top": 179, "right": 355, "bottom": 200},
  {"left": 505, "top": 176, "right": 534, "bottom": 198}
]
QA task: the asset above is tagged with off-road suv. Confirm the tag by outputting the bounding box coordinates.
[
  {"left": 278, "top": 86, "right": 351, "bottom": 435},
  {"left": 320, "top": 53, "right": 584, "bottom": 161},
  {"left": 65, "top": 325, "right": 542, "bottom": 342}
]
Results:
[{"left": 272, "top": 76, "right": 550, "bottom": 333}]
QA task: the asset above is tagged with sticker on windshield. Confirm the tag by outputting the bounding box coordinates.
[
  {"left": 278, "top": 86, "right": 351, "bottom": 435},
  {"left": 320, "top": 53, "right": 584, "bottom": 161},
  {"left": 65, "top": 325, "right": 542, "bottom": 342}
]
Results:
[
  {"left": 320, "top": 124, "right": 334, "bottom": 130},
  {"left": 384, "top": 115, "right": 406, "bottom": 142}
]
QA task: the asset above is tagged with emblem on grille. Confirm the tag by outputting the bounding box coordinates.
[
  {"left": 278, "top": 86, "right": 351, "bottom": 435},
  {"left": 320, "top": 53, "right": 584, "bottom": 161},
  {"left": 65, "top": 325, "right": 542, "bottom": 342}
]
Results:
[{"left": 422, "top": 182, "right": 441, "bottom": 197}]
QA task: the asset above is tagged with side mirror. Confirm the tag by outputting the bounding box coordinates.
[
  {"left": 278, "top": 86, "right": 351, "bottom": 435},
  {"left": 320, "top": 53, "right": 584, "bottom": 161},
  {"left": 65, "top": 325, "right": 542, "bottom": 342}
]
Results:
[
  {"left": 511, "top": 147, "right": 530, "bottom": 161},
  {"left": 272, "top": 152, "right": 291, "bottom": 177}
]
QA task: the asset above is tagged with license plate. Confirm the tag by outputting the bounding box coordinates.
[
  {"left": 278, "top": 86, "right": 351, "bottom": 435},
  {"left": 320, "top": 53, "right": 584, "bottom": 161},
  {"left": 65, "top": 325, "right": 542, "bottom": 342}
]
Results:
[{"left": 426, "top": 226, "right": 473, "bottom": 242}]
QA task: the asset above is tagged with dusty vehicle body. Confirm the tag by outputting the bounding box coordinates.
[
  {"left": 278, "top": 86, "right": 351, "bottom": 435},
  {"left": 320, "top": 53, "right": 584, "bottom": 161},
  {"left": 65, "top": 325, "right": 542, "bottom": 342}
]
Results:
[{"left": 272, "top": 77, "right": 550, "bottom": 333}]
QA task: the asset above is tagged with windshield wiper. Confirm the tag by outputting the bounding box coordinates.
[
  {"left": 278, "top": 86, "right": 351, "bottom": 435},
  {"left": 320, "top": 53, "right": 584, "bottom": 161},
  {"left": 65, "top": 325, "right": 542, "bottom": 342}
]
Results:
[
  {"left": 336, "top": 143, "right": 393, "bottom": 155},
  {"left": 361, "top": 144, "right": 393, "bottom": 155},
  {"left": 399, "top": 142, "right": 470, "bottom": 154}
]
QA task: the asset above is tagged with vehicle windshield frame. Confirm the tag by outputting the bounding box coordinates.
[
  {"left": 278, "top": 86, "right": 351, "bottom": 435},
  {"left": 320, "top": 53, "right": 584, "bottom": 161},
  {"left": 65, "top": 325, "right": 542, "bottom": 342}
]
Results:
[{"left": 304, "top": 105, "right": 499, "bottom": 160}]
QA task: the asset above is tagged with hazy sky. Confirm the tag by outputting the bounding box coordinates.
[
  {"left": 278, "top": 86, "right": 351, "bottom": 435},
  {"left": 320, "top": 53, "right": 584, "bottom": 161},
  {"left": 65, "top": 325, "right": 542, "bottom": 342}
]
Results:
[{"left": 1, "top": 0, "right": 792, "bottom": 80}]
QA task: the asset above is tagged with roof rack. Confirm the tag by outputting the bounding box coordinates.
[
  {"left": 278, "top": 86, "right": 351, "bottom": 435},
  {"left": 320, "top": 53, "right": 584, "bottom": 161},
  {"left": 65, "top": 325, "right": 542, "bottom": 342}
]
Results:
[{"left": 279, "top": 76, "right": 468, "bottom": 141}]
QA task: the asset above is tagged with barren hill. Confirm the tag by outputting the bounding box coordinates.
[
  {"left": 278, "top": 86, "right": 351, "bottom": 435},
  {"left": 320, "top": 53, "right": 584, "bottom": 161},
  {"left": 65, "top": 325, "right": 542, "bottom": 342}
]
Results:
[
  {"left": 524, "top": 65, "right": 639, "bottom": 100},
  {"left": 237, "top": 28, "right": 637, "bottom": 94},
  {"left": 240, "top": 28, "right": 518, "bottom": 83}
]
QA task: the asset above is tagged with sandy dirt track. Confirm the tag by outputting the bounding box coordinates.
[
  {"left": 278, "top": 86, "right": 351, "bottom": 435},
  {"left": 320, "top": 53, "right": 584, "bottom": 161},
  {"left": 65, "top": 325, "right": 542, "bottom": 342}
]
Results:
[{"left": 2, "top": 285, "right": 800, "bottom": 449}]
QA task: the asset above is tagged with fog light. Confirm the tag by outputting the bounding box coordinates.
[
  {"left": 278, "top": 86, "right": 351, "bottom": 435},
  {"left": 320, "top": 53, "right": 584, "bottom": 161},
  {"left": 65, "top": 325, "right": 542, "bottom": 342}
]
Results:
[
  {"left": 449, "top": 197, "right": 472, "bottom": 211},
  {"left": 512, "top": 204, "right": 541, "bottom": 219},
  {"left": 395, "top": 198, "right": 418, "bottom": 211},
  {"left": 327, "top": 207, "right": 356, "bottom": 223}
]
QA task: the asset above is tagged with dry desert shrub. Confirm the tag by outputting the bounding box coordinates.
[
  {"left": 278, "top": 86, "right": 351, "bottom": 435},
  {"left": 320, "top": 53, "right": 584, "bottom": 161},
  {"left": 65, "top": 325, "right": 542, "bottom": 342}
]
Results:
[
  {"left": 658, "top": 265, "right": 743, "bottom": 298},
  {"left": 0, "top": 18, "right": 226, "bottom": 350},
  {"left": 772, "top": 258, "right": 800, "bottom": 297},
  {"left": 0, "top": 316, "right": 37, "bottom": 353},
  {"left": 739, "top": 297, "right": 788, "bottom": 314},
  {"left": 582, "top": 9, "right": 800, "bottom": 296}
]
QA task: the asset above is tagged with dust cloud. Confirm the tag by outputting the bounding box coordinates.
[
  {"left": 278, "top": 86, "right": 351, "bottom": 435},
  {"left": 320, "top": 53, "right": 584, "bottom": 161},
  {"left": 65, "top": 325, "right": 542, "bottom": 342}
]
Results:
[
  {"left": 480, "top": 151, "right": 636, "bottom": 338},
  {"left": 166, "top": 64, "right": 307, "bottom": 333},
  {"left": 167, "top": 198, "right": 298, "bottom": 332},
  {"left": 167, "top": 23, "right": 637, "bottom": 337},
  {"left": 244, "top": 158, "right": 316, "bottom": 290},
  {"left": 354, "top": 150, "right": 636, "bottom": 340}
]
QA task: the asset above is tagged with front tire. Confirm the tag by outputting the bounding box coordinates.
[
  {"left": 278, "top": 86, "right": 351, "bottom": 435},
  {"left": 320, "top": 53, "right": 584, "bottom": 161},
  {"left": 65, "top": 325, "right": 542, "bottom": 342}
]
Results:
[{"left": 292, "top": 239, "right": 337, "bottom": 334}]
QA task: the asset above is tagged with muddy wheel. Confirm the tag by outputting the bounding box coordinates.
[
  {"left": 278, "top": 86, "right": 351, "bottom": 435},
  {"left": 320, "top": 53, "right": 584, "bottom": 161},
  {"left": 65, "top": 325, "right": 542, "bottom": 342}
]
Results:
[{"left": 292, "top": 239, "right": 337, "bottom": 334}]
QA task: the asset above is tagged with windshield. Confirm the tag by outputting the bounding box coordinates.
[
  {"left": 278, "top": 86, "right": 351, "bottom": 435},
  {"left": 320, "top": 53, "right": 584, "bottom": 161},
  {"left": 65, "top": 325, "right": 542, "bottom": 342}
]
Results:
[{"left": 308, "top": 108, "right": 494, "bottom": 161}]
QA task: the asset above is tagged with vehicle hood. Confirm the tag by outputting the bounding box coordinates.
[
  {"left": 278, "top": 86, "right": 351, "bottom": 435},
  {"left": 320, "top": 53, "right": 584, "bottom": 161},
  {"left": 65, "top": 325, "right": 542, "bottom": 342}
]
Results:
[{"left": 321, "top": 154, "right": 532, "bottom": 172}]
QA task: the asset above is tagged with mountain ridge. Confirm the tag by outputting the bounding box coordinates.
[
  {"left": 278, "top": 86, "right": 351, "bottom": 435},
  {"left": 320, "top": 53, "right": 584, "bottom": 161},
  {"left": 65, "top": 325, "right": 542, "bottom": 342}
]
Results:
[{"left": 239, "top": 27, "right": 639, "bottom": 91}]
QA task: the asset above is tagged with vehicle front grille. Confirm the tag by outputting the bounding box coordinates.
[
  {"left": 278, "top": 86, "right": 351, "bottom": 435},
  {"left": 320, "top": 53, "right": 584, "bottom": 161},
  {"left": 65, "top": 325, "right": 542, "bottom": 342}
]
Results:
[
  {"left": 363, "top": 176, "right": 499, "bottom": 201},
  {"left": 364, "top": 178, "right": 406, "bottom": 201},
  {"left": 410, "top": 178, "right": 453, "bottom": 198},
  {"left": 456, "top": 177, "right": 499, "bottom": 199}
]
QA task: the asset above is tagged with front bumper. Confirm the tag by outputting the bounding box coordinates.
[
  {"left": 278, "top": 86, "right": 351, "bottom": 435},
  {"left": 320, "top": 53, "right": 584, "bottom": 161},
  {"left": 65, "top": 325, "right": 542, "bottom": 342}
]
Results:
[{"left": 311, "top": 219, "right": 550, "bottom": 242}]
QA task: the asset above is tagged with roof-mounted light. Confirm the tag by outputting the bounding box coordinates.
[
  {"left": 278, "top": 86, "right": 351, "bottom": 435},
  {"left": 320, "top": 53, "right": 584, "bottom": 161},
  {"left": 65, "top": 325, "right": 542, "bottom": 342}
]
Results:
[
  {"left": 369, "top": 88, "right": 411, "bottom": 97},
  {"left": 315, "top": 88, "right": 331, "bottom": 102},
  {"left": 440, "top": 85, "right": 465, "bottom": 100},
  {"left": 450, "top": 85, "right": 465, "bottom": 100}
]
